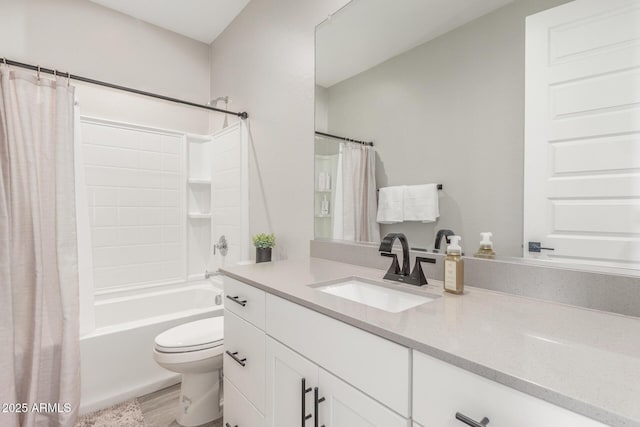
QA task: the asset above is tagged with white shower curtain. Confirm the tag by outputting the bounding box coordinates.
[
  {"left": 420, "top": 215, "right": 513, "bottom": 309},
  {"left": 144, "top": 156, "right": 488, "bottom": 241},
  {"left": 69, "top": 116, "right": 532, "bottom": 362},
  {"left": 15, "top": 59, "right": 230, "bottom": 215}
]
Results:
[
  {"left": 0, "top": 65, "right": 80, "bottom": 427},
  {"left": 332, "top": 142, "right": 380, "bottom": 243}
]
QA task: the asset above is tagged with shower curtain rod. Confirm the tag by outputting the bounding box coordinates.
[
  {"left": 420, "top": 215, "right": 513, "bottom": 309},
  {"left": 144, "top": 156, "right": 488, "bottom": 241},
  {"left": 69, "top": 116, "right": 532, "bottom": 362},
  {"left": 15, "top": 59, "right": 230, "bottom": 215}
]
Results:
[
  {"left": 315, "top": 131, "right": 374, "bottom": 146},
  {"left": 1, "top": 57, "right": 249, "bottom": 119}
]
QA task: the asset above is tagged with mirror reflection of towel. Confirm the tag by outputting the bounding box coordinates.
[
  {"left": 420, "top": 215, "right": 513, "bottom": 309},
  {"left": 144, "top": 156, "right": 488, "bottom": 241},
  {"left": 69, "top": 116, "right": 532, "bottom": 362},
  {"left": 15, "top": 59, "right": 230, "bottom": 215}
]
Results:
[
  {"left": 376, "top": 186, "right": 404, "bottom": 224},
  {"left": 376, "top": 184, "right": 439, "bottom": 223},
  {"left": 404, "top": 184, "right": 439, "bottom": 223}
]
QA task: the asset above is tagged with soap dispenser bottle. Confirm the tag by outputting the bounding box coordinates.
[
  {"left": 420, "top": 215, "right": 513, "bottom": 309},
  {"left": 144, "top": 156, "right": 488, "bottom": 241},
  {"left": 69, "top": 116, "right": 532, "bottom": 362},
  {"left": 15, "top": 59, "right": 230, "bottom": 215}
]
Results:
[
  {"left": 475, "top": 232, "right": 496, "bottom": 259},
  {"left": 444, "top": 235, "right": 464, "bottom": 295}
]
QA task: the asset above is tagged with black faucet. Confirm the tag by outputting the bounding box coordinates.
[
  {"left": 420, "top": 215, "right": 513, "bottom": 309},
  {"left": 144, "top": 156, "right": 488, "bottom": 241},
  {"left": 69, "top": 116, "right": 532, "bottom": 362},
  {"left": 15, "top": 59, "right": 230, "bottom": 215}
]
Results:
[
  {"left": 433, "top": 229, "right": 455, "bottom": 253},
  {"left": 379, "top": 233, "right": 435, "bottom": 286}
]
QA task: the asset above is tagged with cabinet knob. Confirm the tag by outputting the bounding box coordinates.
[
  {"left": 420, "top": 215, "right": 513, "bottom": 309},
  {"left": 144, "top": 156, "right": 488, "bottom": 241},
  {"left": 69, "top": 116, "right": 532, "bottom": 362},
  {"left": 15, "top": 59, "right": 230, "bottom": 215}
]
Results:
[{"left": 456, "top": 412, "right": 490, "bottom": 427}]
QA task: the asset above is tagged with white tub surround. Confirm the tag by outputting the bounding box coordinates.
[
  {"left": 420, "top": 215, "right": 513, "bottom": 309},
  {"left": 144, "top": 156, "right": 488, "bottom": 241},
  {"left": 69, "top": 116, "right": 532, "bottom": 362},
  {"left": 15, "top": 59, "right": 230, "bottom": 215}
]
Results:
[
  {"left": 79, "top": 281, "right": 223, "bottom": 414},
  {"left": 221, "top": 258, "right": 640, "bottom": 427}
]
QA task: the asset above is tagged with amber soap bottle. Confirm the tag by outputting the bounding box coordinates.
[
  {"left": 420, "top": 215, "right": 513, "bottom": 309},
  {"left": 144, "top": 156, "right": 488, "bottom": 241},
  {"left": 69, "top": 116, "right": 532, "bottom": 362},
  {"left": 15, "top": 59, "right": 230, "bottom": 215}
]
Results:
[{"left": 444, "top": 235, "right": 464, "bottom": 294}]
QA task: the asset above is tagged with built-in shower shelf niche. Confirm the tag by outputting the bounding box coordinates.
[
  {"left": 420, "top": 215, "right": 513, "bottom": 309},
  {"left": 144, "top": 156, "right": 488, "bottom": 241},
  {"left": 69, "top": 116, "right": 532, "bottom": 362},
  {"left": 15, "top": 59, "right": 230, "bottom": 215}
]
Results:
[
  {"left": 188, "top": 178, "right": 211, "bottom": 185},
  {"left": 186, "top": 122, "right": 250, "bottom": 281},
  {"left": 186, "top": 134, "right": 214, "bottom": 280},
  {"left": 188, "top": 213, "right": 212, "bottom": 219},
  {"left": 188, "top": 184, "right": 211, "bottom": 218},
  {"left": 314, "top": 152, "right": 338, "bottom": 239},
  {"left": 187, "top": 135, "right": 213, "bottom": 182}
]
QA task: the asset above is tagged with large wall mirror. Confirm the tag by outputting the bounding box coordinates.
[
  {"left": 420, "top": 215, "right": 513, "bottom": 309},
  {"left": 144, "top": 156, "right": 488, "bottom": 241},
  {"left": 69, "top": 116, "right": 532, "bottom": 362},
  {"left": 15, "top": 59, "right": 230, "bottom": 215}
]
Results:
[{"left": 314, "top": 0, "right": 640, "bottom": 273}]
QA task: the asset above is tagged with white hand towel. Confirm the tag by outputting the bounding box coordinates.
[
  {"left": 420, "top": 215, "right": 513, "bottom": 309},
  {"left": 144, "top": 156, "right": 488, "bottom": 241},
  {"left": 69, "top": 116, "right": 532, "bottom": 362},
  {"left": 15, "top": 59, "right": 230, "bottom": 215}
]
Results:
[
  {"left": 403, "top": 184, "right": 439, "bottom": 223},
  {"left": 377, "top": 186, "right": 405, "bottom": 224}
]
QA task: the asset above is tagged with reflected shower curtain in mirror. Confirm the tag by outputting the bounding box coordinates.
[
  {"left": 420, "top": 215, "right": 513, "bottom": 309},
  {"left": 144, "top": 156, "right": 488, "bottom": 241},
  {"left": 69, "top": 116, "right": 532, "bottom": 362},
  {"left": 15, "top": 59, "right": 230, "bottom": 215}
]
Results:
[
  {"left": 332, "top": 142, "right": 380, "bottom": 242},
  {"left": 0, "top": 65, "right": 80, "bottom": 427}
]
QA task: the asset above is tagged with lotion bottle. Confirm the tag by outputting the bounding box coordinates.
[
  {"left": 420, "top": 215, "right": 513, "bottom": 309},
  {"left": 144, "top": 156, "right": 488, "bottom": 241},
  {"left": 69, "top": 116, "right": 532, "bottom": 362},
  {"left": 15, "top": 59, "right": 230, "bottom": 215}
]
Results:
[
  {"left": 444, "top": 235, "right": 464, "bottom": 295},
  {"left": 320, "top": 195, "right": 329, "bottom": 216},
  {"left": 474, "top": 232, "right": 496, "bottom": 259},
  {"left": 318, "top": 172, "right": 326, "bottom": 191}
]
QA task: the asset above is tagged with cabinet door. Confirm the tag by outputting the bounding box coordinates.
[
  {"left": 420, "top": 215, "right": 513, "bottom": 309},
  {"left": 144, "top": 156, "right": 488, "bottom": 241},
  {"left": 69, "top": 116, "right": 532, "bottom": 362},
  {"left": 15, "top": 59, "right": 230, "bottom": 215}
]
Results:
[
  {"left": 316, "top": 368, "right": 409, "bottom": 427},
  {"left": 266, "top": 337, "right": 319, "bottom": 427}
]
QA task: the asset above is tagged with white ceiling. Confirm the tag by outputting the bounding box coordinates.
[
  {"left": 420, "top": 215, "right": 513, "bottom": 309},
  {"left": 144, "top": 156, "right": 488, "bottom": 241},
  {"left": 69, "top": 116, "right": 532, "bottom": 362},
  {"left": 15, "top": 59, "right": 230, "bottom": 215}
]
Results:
[
  {"left": 316, "top": 0, "right": 515, "bottom": 88},
  {"left": 88, "top": 0, "right": 250, "bottom": 44}
]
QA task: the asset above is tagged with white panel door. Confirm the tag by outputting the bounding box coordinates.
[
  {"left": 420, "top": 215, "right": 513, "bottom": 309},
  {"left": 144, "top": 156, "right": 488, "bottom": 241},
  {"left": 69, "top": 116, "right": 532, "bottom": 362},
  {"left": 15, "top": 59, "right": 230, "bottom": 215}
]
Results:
[
  {"left": 265, "top": 337, "right": 319, "bottom": 427},
  {"left": 210, "top": 121, "right": 250, "bottom": 271},
  {"left": 316, "top": 368, "right": 409, "bottom": 427},
  {"left": 524, "top": 0, "right": 640, "bottom": 269}
]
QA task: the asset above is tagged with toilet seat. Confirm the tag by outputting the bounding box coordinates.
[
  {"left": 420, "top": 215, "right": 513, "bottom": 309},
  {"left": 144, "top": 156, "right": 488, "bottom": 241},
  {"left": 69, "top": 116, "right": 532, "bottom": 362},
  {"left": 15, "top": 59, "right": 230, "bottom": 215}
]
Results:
[{"left": 154, "top": 317, "right": 224, "bottom": 353}]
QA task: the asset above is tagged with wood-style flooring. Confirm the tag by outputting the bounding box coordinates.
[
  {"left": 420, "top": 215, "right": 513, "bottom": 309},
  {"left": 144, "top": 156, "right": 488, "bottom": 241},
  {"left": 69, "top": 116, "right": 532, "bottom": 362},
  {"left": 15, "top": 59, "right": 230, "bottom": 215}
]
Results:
[{"left": 138, "top": 384, "right": 222, "bottom": 427}]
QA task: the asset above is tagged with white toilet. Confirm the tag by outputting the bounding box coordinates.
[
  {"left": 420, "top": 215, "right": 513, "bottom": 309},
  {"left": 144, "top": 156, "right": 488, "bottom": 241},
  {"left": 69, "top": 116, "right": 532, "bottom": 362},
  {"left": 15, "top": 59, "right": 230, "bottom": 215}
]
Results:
[{"left": 153, "top": 317, "right": 224, "bottom": 426}]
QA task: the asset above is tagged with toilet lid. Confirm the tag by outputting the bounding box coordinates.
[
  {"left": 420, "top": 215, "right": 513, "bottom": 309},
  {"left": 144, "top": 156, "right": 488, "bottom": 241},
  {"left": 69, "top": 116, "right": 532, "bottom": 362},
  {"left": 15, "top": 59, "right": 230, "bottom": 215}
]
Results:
[{"left": 155, "top": 317, "right": 224, "bottom": 353}]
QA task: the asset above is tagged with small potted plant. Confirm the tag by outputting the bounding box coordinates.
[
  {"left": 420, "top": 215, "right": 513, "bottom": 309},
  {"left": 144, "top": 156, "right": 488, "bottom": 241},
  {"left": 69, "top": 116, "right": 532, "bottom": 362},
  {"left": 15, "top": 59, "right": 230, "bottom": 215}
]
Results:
[{"left": 253, "top": 233, "right": 275, "bottom": 263}]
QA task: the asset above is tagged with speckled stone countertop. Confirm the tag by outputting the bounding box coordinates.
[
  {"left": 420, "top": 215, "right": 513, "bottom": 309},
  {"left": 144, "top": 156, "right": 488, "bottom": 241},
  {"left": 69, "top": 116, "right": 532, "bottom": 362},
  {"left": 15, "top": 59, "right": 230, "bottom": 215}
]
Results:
[{"left": 221, "top": 257, "right": 640, "bottom": 427}]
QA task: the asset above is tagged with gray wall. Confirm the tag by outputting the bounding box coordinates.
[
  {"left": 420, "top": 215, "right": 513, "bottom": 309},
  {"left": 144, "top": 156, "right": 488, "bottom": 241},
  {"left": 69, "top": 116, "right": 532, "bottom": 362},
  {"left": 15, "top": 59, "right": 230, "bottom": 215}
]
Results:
[
  {"left": 0, "top": 0, "right": 211, "bottom": 103},
  {"left": 324, "top": 0, "right": 570, "bottom": 256},
  {"left": 209, "top": 0, "right": 350, "bottom": 260},
  {"left": 315, "top": 85, "right": 330, "bottom": 133}
]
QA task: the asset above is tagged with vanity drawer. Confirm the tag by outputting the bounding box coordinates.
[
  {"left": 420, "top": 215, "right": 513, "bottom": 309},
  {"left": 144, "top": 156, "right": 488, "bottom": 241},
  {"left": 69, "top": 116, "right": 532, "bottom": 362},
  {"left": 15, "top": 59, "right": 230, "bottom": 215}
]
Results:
[
  {"left": 223, "top": 377, "right": 264, "bottom": 427},
  {"left": 224, "top": 277, "right": 266, "bottom": 329},
  {"left": 413, "top": 351, "right": 607, "bottom": 427},
  {"left": 266, "top": 294, "right": 410, "bottom": 417},
  {"left": 224, "top": 309, "right": 265, "bottom": 413}
]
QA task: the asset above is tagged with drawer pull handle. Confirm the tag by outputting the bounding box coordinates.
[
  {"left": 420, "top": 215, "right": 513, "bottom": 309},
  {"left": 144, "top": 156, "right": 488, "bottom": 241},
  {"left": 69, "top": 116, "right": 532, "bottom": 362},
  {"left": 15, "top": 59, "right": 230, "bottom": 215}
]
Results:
[
  {"left": 225, "top": 423, "right": 237, "bottom": 427},
  {"left": 226, "top": 295, "right": 247, "bottom": 307},
  {"left": 302, "top": 378, "right": 312, "bottom": 425},
  {"left": 456, "top": 412, "right": 490, "bottom": 427},
  {"left": 314, "top": 387, "right": 326, "bottom": 427},
  {"left": 225, "top": 350, "right": 247, "bottom": 367}
]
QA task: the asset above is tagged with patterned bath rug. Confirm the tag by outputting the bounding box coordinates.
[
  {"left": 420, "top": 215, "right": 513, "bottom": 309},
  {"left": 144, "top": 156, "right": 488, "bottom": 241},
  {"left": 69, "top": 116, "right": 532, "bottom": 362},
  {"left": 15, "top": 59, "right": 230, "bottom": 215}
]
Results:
[{"left": 75, "top": 399, "right": 145, "bottom": 427}]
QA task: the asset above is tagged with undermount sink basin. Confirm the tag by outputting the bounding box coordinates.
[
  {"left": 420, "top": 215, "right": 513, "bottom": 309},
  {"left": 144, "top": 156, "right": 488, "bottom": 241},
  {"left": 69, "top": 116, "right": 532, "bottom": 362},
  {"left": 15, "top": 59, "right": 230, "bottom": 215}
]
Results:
[{"left": 311, "top": 277, "right": 436, "bottom": 313}]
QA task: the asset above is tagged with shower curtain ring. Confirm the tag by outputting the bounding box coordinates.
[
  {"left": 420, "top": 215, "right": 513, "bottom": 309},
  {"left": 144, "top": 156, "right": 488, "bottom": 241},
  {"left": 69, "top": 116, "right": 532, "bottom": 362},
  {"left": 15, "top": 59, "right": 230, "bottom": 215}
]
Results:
[
  {"left": 2, "top": 58, "right": 6, "bottom": 66},
  {"left": 67, "top": 72, "right": 71, "bottom": 87},
  {"left": 37, "top": 65, "right": 41, "bottom": 80}
]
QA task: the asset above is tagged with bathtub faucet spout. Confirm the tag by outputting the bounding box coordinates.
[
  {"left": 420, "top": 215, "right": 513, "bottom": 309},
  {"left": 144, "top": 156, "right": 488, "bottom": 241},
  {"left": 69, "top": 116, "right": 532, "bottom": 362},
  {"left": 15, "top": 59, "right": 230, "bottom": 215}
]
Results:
[{"left": 205, "top": 270, "right": 224, "bottom": 279}]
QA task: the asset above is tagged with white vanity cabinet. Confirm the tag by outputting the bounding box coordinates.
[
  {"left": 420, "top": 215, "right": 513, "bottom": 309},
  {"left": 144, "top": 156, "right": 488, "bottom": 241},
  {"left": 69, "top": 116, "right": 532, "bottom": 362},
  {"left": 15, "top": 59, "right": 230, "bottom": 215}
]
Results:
[
  {"left": 412, "top": 351, "right": 608, "bottom": 427},
  {"left": 221, "top": 279, "right": 411, "bottom": 427},
  {"left": 224, "top": 276, "right": 610, "bottom": 427},
  {"left": 223, "top": 278, "right": 266, "bottom": 427},
  {"left": 265, "top": 336, "right": 409, "bottom": 427}
]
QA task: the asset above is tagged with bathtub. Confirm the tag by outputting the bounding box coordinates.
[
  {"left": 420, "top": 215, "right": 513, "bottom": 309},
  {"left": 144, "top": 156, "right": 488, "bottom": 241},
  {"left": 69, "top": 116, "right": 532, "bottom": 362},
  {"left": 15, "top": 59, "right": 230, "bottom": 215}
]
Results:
[{"left": 79, "top": 279, "right": 224, "bottom": 414}]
